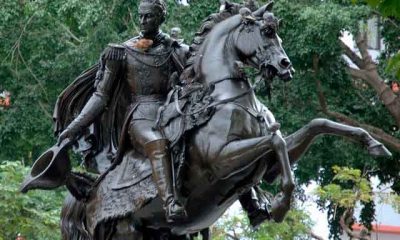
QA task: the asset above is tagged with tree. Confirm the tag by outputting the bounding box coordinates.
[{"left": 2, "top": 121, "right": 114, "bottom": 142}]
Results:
[
  {"left": 212, "top": 206, "right": 317, "bottom": 240},
  {"left": 0, "top": 161, "right": 66, "bottom": 240},
  {"left": 316, "top": 166, "right": 373, "bottom": 240}
]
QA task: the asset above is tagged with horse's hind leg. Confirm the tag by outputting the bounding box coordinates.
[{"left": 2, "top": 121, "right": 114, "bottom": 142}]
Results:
[
  {"left": 113, "top": 220, "right": 143, "bottom": 240},
  {"left": 95, "top": 219, "right": 143, "bottom": 240},
  {"left": 213, "top": 133, "right": 294, "bottom": 222}
]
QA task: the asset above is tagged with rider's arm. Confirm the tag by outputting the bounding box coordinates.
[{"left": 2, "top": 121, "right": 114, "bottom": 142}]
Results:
[{"left": 59, "top": 44, "right": 125, "bottom": 141}]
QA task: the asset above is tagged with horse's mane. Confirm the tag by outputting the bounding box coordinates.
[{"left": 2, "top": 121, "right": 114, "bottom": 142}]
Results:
[{"left": 180, "top": 4, "right": 243, "bottom": 83}]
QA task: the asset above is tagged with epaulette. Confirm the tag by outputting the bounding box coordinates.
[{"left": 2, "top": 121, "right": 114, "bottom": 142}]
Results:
[
  {"left": 170, "top": 38, "right": 185, "bottom": 48},
  {"left": 102, "top": 43, "right": 126, "bottom": 61}
]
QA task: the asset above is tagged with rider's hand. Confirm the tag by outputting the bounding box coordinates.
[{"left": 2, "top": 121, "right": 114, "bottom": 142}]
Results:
[{"left": 57, "top": 127, "right": 79, "bottom": 146}]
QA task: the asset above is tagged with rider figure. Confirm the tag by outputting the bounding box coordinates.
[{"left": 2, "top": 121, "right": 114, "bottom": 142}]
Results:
[{"left": 58, "top": 0, "right": 188, "bottom": 222}]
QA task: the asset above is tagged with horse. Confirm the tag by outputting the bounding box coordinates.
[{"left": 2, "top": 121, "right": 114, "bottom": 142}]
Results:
[{"left": 54, "top": 2, "right": 391, "bottom": 239}]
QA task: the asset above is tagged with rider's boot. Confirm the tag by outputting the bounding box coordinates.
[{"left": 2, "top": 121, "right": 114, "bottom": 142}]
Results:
[
  {"left": 239, "top": 186, "right": 271, "bottom": 229},
  {"left": 145, "top": 139, "right": 187, "bottom": 222}
]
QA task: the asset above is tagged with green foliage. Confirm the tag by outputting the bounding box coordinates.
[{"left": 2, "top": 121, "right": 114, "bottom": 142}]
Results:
[
  {"left": 164, "top": 0, "right": 220, "bottom": 41},
  {"left": 212, "top": 207, "right": 314, "bottom": 240},
  {"left": 316, "top": 166, "right": 373, "bottom": 209},
  {"left": 377, "top": 191, "right": 400, "bottom": 213},
  {"left": 364, "top": 0, "right": 400, "bottom": 18},
  {"left": 386, "top": 193, "right": 400, "bottom": 213},
  {"left": 0, "top": 161, "right": 66, "bottom": 240},
  {"left": 315, "top": 166, "right": 375, "bottom": 238},
  {"left": 386, "top": 51, "right": 400, "bottom": 80}
]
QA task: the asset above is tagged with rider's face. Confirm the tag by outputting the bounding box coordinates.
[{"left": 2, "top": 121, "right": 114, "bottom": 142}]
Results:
[{"left": 138, "top": 3, "right": 163, "bottom": 37}]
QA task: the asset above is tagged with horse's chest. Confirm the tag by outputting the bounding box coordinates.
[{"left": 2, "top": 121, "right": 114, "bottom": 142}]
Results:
[
  {"left": 189, "top": 103, "right": 270, "bottom": 163},
  {"left": 227, "top": 104, "right": 267, "bottom": 140}
]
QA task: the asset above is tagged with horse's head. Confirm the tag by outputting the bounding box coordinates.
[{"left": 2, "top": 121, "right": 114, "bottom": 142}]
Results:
[{"left": 232, "top": 2, "right": 293, "bottom": 81}]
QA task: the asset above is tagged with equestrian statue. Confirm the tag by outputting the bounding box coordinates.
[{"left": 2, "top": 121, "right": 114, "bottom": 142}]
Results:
[{"left": 20, "top": 1, "right": 391, "bottom": 239}]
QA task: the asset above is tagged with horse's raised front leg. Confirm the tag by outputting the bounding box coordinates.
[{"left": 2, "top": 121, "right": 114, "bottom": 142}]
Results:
[
  {"left": 286, "top": 118, "right": 391, "bottom": 161},
  {"left": 213, "top": 133, "right": 294, "bottom": 222},
  {"left": 264, "top": 118, "right": 391, "bottom": 182}
]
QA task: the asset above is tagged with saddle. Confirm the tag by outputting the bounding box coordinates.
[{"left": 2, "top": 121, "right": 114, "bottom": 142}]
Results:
[
  {"left": 156, "top": 82, "right": 215, "bottom": 145},
  {"left": 159, "top": 83, "right": 216, "bottom": 191},
  {"left": 110, "top": 83, "right": 215, "bottom": 193}
]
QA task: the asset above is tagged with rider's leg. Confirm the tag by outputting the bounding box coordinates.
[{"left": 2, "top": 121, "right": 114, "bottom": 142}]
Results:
[
  {"left": 145, "top": 139, "right": 186, "bottom": 221},
  {"left": 129, "top": 119, "right": 186, "bottom": 222}
]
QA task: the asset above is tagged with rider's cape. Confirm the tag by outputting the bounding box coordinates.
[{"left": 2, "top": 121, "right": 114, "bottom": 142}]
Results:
[{"left": 53, "top": 59, "right": 129, "bottom": 173}]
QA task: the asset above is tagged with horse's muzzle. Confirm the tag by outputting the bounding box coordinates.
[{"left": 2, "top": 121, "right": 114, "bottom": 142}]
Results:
[{"left": 278, "top": 69, "right": 293, "bottom": 82}]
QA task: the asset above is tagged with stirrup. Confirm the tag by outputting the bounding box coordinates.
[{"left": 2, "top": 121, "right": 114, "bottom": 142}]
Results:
[{"left": 165, "top": 199, "right": 187, "bottom": 222}]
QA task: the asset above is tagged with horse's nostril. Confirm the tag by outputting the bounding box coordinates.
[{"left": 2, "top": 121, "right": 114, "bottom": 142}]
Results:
[{"left": 280, "top": 58, "right": 291, "bottom": 68}]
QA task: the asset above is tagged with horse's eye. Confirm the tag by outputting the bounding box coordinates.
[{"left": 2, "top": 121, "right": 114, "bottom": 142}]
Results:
[{"left": 262, "top": 26, "right": 276, "bottom": 38}]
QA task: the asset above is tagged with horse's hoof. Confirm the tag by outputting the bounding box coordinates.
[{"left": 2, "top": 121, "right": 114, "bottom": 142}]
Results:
[
  {"left": 270, "top": 193, "right": 290, "bottom": 223},
  {"left": 248, "top": 207, "right": 271, "bottom": 229},
  {"left": 368, "top": 143, "right": 392, "bottom": 157}
]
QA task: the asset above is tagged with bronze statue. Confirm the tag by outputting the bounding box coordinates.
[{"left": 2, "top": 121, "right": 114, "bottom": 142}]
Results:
[
  {"left": 21, "top": 1, "right": 391, "bottom": 239},
  {"left": 61, "top": 0, "right": 189, "bottom": 222}
]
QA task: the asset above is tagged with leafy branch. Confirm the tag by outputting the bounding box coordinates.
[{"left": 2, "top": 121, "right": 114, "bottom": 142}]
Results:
[{"left": 316, "top": 166, "right": 373, "bottom": 240}]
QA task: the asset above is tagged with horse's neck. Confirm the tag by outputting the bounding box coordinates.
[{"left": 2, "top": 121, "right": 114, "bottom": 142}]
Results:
[
  {"left": 201, "top": 35, "right": 236, "bottom": 83},
  {"left": 198, "top": 15, "right": 241, "bottom": 84},
  {"left": 200, "top": 29, "right": 257, "bottom": 108}
]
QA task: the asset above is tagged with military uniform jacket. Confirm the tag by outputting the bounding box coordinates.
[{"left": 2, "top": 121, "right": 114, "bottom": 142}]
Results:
[{"left": 53, "top": 32, "right": 189, "bottom": 173}]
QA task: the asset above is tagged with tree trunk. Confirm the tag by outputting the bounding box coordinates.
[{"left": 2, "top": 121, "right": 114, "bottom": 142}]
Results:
[
  {"left": 313, "top": 54, "right": 400, "bottom": 151},
  {"left": 341, "top": 33, "right": 400, "bottom": 127},
  {"left": 340, "top": 209, "right": 371, "bottom": 240}
]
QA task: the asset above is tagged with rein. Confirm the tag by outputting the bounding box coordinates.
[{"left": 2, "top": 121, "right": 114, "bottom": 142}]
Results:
[
  {"left": 174, "top": 75, "right": 264, "bottom": 116},
  {"left": 208, "top": 75, "right": 264, "bottom": 105}
]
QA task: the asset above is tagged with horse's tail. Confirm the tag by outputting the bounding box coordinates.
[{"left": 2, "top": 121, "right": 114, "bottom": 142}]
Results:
[{"left": 61, "top": 193, "right": 91, "bottom": 240}]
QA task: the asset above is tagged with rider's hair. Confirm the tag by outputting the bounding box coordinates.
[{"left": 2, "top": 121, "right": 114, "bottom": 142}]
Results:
[{"left": 140, "top": 0, "right": 167, "bottom": 17}]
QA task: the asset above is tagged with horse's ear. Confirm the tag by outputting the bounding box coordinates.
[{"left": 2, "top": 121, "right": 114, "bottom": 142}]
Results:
[
  {"left": 253, "top": 1, "right": 274, "bottom": 18},
  {"left": 265, "top": 1, "right": 274, "bottom": 11},
  {"left": 219, "top": 0, "right": 233, "bottom": 12}
]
